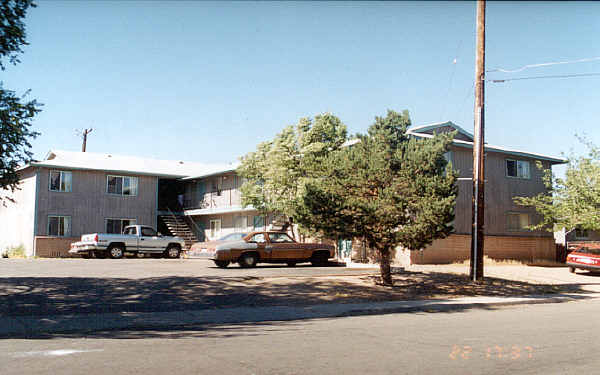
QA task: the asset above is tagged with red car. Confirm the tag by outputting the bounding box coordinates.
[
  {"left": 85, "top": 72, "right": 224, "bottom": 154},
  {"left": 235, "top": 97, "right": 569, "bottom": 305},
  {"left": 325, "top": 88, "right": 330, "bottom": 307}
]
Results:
[{"left": 566, "top": 242, "right": 600, "bottom": 273}]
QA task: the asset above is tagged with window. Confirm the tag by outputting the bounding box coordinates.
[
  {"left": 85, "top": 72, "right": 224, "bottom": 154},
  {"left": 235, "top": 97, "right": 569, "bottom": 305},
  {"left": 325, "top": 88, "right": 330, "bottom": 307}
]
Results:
[
  {"left": 124, "top": 226, "right": 137, "bottom": 235},
  {"left": 48, "top": 216, "right": 71, "bottom": 237},
  {"left": 106, "top": 218, "right": 136, "bottom": 234},
  {"left": 268, "top": 232, "right": 294, "bottom": 243},
  {"left": 210, "top": 219, "right": 221, "bottom": 239},
  {"left": 507, "top": 212, "right": 530, "bottom": 231},
  {"left": 49, "top": 171, "right": 72, "bottom": 192},
  {"left": 506, "top": 159, "right": 530, "bottom": 179},
  {"left": 141, "top": 227, "right": 157, "bottom": 237},
  {"left": 249, "top": 233, "right": 266, "bottom": 243},
  {"left": 253, "top": 216, "right": 265, "bottom": 230},
  {"left": 234, "top": 216, "right": 248, "bottom": 232},
  {"left": 575, "top": 227, "right": 589, "bottom": 239},
  {"left": 107, "top": 175, "right": 138, "bottom": 196}
]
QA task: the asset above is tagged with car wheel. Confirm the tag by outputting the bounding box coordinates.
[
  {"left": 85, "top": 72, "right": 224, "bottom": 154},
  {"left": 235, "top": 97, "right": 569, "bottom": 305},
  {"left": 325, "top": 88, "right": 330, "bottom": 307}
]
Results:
[
  {"left": 311, "top": 252, "right": 329, "bottom": 267},
  {"left": 214, "top": 260, "right": 230, "bottom": 268},
  {"left": 569, "top": 266, "right": 576, "bottom": 273},
  {"left": 238, "top": 252, "right": 258, "bottom": 268},
  {"left": 165, "top": 245, "right": 181, "bottom": 259},
  {"left": 287, "top": 262, "right": 296, "bottom": 267},
  {"left": 109, "top": 246, "right": 124, "bottom": 259}
]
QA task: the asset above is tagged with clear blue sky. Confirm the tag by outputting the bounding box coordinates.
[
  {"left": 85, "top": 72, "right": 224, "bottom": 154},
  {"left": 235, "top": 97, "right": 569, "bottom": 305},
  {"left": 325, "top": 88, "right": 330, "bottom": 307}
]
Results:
[{"left": 3, "top": 1, "right": 599, "bottom": 172}]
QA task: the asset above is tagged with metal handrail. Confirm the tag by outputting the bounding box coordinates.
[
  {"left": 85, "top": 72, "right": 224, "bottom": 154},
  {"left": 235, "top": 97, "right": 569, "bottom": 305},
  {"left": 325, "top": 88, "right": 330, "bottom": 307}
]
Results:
[{"left": 165, "top": 206, "right": 202, "bottom": 241}]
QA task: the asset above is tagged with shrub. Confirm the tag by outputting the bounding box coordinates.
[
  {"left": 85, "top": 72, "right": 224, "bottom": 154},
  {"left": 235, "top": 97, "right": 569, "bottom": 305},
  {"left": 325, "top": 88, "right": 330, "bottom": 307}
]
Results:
[{"left": 6, "top": 245, "right": 26, "bottom": 258}]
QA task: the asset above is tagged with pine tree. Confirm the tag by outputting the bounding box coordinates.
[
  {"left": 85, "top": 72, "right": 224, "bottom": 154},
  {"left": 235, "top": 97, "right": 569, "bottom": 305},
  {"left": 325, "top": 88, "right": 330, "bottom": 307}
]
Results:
[{"left": 295, "top": 110, "right": 457, "bottom": 285}]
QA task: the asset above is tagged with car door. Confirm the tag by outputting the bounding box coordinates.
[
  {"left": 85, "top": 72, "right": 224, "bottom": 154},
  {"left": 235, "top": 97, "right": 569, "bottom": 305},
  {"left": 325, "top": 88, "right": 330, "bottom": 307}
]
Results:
[
  {"left": 122, "top": 226, "right": 139, "bottom": 250},
  {"left": 246, "top": 233, "right": 270, "bottom": 260},
  {"left": 139, "top": 226, "right": 163, "bottom": 253},
  {"left": 266, "top": 232, "right": 301, "bottom": 261}
]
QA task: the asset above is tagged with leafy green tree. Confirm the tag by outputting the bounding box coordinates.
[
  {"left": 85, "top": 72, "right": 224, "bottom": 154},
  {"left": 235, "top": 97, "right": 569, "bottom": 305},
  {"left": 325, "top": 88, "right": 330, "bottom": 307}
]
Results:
[
  {"left": 295, "top": 110, "right": 457, "bottom": 285},
  {"left": 237, "top": 113, "right": 348, "bottom": 238},
  {"left": 1, "top": 0, "right": 41, "bottom": 200},
  {"left": 515, "top": 137, "right": 600, "bottom": 233}
]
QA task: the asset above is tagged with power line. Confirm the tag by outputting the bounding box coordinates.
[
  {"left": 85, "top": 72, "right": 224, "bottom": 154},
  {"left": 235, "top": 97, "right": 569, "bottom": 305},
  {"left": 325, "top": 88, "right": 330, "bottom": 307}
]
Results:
[
  {"left": 488, "top": 72, "right": 600, "bottom": 83},
  {"left": 487, "top": 56, "right": 600, "bottom": 73}
]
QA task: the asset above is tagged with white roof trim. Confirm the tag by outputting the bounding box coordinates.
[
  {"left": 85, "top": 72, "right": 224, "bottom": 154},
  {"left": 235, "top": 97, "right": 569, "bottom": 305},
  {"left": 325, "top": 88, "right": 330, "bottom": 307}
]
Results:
[
  {"left": 29, "top": 149, "right": 232, "bottom": 178},
  {"left": 184, "top": 205, "right": 257, "bottom": 216},
  {"left": 408, "top": 121, "right": 474, "bottom": 141},
  {"left": 408, "top": 132, "right": 567, "bottom": 164},
  {"left": 181, "top": 162, "right": 241, "bottom": 180}
]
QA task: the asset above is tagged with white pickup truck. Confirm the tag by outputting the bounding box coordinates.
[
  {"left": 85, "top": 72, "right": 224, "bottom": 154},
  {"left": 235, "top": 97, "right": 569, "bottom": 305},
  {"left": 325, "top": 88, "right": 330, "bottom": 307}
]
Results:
[{"left": 69, "top": 225, "right": 185, "bottom": 259}]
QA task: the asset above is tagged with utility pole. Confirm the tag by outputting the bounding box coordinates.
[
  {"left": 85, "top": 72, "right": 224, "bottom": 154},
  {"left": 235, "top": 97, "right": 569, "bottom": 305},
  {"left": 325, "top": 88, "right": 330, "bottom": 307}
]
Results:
[
  {"left": 470, "top": 0, "right": 486, "bottom": 281},
  {"left": 79, "top": 128, "right": 93, "bottom": 152}
]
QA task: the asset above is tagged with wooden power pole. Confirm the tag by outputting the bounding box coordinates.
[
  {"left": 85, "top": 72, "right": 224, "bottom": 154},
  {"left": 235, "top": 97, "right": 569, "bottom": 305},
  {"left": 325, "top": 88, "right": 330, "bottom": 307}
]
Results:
[
  {"left": 471, "top": 0, "right": 486, "bottom": 281},
  {"left": 80, "top": 128, "right": 93, "bottom": 152}
]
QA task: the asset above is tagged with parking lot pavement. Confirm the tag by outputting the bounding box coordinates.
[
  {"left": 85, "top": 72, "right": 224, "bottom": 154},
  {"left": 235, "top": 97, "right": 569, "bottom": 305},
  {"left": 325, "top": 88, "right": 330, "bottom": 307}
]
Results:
[{"left": 0, "top": 258, "right": 374, "bottom": 279}]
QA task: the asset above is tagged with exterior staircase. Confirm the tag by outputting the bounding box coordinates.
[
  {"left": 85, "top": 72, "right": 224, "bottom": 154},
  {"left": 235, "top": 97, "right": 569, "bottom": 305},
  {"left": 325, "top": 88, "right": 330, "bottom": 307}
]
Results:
[{"left": 159, "top": 214, "right": 198, "bottom": 250}]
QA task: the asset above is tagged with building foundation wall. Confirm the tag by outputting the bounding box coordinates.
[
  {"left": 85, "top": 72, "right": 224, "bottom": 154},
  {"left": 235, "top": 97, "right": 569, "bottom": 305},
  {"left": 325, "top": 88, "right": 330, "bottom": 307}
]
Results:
[{"left": 397, "top": 234, "right": 557, "bottom": 265}]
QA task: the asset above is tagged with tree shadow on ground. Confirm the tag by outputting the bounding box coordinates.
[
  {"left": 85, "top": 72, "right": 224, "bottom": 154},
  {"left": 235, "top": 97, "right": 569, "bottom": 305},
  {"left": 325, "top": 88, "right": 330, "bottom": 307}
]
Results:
[{"left": 0, "top": 271, "right": 597, "bottom": 340}]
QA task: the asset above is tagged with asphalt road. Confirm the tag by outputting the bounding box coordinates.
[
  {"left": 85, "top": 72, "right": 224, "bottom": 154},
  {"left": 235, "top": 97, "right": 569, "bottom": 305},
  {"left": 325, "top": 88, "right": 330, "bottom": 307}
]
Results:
[
  {"left": 0, "top": 258, "right": 374, "bottom": 279},
  {"left": 1, "top": 298, "right": 598, "bottom": 375}
]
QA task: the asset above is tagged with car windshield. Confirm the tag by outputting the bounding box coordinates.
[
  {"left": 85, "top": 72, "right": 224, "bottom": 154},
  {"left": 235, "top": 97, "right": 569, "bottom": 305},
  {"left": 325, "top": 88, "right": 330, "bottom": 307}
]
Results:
[
  {"left": 218, "top": 233, "right": 247, "bottom": 241},
  {"left": 572, "top": 247, "right": 600, "bottom": 255}
]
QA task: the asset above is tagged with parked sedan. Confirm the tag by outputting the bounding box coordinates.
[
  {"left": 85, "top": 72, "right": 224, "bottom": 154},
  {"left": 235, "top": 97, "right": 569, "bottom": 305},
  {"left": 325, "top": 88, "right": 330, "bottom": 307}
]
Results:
[
  {"left": 566, "top": 242, "right": 600, "bottom": 273},
  {"left": 211, "top": 231, "right": 335, "bottom": 268},
  {"left": 188, "top": 232, "right": 248, "bottom": 258}
]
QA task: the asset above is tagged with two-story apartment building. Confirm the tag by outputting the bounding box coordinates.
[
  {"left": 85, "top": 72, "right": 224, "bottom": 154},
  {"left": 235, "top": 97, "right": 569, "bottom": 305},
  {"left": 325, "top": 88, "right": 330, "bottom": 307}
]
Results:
[
  {"left": 0, "top": 150, "right": 229, "bottom": 257},
  {"left": 0, "top": 121, "right": 568, "bottom": 263},
  {"left": 178, "top": 169, "right": 274, "bottom": 242},
  {"left": 396, "top": 122, "right": 566, "bottom": 264}
]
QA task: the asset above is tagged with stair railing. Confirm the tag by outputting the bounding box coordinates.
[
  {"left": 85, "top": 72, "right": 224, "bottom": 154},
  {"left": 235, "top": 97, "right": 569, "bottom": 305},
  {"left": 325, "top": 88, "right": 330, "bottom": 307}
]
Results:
[{"left": 166, "top": 206, "right": 201, "bottom": 243}]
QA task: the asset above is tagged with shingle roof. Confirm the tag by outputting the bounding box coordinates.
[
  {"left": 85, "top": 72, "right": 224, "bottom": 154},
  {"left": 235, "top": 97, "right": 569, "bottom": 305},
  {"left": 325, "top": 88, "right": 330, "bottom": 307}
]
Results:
[{"left": 28, "top": 150, "right": 233, "bottom": 178}]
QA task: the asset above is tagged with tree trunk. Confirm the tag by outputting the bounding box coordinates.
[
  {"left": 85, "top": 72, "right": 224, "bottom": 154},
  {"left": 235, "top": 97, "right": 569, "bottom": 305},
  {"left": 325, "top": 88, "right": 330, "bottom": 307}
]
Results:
[
  {"left": 378, "top": 247, "right": 393, "bottom": 286},
  {"left": 289, "top": 220, "right": 296, "bottom": 241}
]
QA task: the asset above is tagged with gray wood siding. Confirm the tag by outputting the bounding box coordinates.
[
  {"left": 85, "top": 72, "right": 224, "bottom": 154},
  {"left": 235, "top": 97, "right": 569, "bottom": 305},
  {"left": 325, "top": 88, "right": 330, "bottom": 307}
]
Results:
[
  {"left": 35, "top": 168, "right": 158, "bottom": 237},
  {"left": 183, "top": 145, "right": 555, "bottom": 239},
  {"left": 451, "top": 146, "right": 552, "bottom": 237}
]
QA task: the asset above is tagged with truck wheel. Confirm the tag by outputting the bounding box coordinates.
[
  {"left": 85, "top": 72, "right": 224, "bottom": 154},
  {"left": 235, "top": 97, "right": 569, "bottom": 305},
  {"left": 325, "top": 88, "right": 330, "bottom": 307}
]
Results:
[
  {"left": 165, "top": 245, "right": 181, "bottom": 259},
  {"left": 214, "top": 260, "right": 230, "bottom": 268},
  {"left": 108, "top": 246, "right": 124, "bottom": 259},
  {"left": 238, "top": 252, "right": 258, "bottom": 268},
  {"left": 569, "top": 266, "right": 576, "bottom": 273}
]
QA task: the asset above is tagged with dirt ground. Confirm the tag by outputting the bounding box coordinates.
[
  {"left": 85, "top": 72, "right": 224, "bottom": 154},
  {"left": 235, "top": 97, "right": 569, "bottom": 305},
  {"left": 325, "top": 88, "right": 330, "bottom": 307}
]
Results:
[{"left": 3, "top": 264, "right": 598, "bottom": 318}]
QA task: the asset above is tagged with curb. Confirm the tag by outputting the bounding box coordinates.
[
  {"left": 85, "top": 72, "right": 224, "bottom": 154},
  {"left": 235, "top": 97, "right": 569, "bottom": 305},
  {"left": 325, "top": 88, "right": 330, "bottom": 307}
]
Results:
[{"left": 1, "top": 292, "right": 597, "bottom": 338}]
